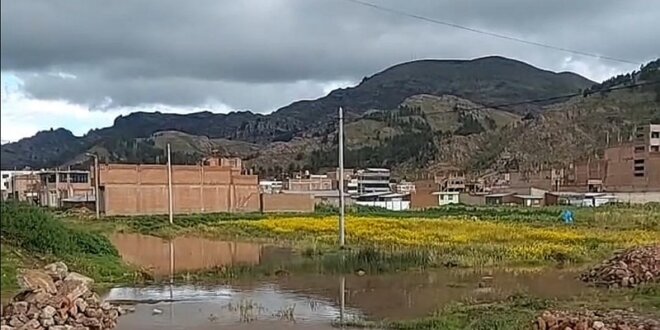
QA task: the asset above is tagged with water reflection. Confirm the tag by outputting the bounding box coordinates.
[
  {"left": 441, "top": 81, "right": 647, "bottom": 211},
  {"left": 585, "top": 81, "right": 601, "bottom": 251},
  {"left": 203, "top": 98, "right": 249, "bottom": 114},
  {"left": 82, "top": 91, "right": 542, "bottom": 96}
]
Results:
[{"left": 110, "top": 233, "right": 292, "bottom": 276}]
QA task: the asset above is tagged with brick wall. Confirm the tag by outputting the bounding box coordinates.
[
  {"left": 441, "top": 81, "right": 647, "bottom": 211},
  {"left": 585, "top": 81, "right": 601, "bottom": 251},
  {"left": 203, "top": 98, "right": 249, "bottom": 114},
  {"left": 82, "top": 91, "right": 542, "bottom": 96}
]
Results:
[
  {"left": 261, "top": 193, "right": 314, "bottom": 213},
  {"left": 99, "top": 164, "right": 259, "bottom": 216}
]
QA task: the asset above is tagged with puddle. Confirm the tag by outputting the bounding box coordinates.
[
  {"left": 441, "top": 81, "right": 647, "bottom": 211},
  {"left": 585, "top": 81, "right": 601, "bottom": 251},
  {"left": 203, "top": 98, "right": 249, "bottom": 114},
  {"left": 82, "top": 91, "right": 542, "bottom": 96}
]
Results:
[
  {"left": 110, "top": 233, "right": 293, "bottom": 276},
  {"left": 108, "top": 268, "right": 594, "bottom": 329},
  {"left": 108, "top": 233, "right": 596, "bottom": 328},
  {"left": 110, "top": 284, "right": 363, "bottom": 330}
]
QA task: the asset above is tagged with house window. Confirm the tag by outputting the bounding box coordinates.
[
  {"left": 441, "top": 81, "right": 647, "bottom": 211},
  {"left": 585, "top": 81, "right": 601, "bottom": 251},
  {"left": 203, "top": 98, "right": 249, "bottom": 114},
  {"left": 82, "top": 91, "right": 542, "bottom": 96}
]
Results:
[
  {"left": 70, "top": 173, "right": 89, "bottom": 183},
  {"left": 652, "top": 146, "right": 660, "bottom": 152},
  {"left": 634, "top": 146, "right": 645, "bottom": 153},
  {"left": 634, "top": 172, "right": 644, "bottom": 177},
  {"left": 652, "top": 131, "right": 660, "bottom": 138},
  {"left": 634, "top": 159, "right": 645, "bottom": 165},
  {"left": 634, "top": 166, "right": 645, "bottom": 172},
  {"left": 59, "top": 173, "right": 68, "bottom": 183},
  {"left": 1, "top": 174, "right": 8, "bottom": 179}
]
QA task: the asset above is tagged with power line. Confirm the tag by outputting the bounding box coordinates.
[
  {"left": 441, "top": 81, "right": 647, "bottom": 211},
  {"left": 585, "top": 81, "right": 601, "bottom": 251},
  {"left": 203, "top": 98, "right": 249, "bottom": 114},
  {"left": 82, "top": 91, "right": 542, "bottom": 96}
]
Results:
[{"left": 340, "top": 0, "right": 642, "bottom": 66}]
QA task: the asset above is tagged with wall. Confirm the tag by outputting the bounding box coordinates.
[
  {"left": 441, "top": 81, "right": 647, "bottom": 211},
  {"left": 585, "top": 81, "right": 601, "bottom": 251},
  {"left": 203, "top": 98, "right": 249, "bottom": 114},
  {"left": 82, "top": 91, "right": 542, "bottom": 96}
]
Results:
[
  {"left": 604, "top": 145, "right": 660, "bottom": 192},
  {"left": 410, "top": 180, "right": 437, "bottom": 209},
  {"left": 99, "top": 164, "right": 259, "bottom": 216},
  {"left": 288, "top": 178, "right": 333, "bottom": 191},
  {"left": 458, "top": 193, "right": 486, "bottom": 206},
  {"left": 610, "top": 192, "right": 660, "bottom": 204},
  {"left": 356, "top": 200, "right": 410, "bottom": 211},
  {"left": 261, "top": 193, "right": 314, "bottom": 213}
]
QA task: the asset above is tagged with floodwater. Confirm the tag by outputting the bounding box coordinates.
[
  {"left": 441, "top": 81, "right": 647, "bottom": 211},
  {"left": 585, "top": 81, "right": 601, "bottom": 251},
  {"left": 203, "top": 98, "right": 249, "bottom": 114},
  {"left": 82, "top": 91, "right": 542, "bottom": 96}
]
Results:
[
  {"left": 110, "top": 233, "right": 293, "bottom": 277},
  {"left": 107, "top": 233, "right": 596, "bottom": 329}
]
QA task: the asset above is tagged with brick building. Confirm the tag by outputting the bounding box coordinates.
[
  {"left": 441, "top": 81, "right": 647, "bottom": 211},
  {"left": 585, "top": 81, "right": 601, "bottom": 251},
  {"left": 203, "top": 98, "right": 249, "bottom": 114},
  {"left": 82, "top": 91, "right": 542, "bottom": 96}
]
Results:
[
  {"left": 97, "top": 163, "right": 260, "bottom": 216},
  {"left": 603, "top": 124, "right": 660, "bottom": 192}
]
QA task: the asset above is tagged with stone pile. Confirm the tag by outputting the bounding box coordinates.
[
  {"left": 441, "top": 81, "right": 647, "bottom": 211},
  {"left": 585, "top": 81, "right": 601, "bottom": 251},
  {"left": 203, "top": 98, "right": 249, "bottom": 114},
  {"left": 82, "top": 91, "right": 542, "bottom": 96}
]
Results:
[
  {"left": 580, "top": 245, "right": 660, "bottom": 288},
  {"left": 533, "top": 309, "right": 660, "bottom": 330},
  {"left": 1, "top": 262, "right": 126, "bottom": 330}
]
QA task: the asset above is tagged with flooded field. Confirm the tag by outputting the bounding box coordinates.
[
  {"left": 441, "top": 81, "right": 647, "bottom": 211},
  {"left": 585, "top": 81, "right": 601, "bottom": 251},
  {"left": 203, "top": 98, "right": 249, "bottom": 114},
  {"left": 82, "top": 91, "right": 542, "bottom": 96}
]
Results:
[{"left": 108, "top": 233, "right": 597, "bottom": 329}]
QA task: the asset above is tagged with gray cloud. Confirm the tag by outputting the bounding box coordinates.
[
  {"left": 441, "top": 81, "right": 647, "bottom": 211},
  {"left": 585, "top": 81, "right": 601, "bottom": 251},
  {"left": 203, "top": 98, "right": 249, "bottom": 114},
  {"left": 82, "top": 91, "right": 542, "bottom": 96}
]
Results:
[{"left": 1, "top": 0, "right": 658, "bottom": 112}]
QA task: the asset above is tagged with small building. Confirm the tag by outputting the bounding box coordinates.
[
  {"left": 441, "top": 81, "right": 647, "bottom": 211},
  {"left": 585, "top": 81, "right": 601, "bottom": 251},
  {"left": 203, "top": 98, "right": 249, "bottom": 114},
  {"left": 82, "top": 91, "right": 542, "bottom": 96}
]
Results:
[
  {"left": 395, "top": 181, "right": 416, "bottom": 194},
  {"left": 432, "top": 191, "right": 460, "bottom": 205},
  {"left": 37, "top": 170, "right": 94, "bottom": 208},
  {"left": 583, "top": 193, "right": 617, "bottom": 207},
  {"left": 8, "top": 173, "right": 40, "bottom": 203},
  {"left": 288, "top": 175, "right": 333, "bottom": 191},
  {"left": 545, "top": 192, "right": 617, "bottom": 207},
  {"left": 485, "top": 193, "right": 516, "bottom": 205},
  {"left": 259, "top": 180, "right": 283, "bottom": 194},
  {"left": 356, "top": 168, "right": 391, "bottom": 194},
  {"left": 512, "top": 194, "right": 544, "bottom": 207},
  {"left": 355, "top": 192, "right": 410, "bottom": 211}
]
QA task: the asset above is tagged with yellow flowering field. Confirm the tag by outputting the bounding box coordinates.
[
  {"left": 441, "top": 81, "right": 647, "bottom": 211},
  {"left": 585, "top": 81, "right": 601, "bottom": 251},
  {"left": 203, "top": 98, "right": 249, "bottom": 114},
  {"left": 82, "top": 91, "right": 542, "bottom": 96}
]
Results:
[{"left": 230, "top": 216, "right": 660, "bottom": 266}]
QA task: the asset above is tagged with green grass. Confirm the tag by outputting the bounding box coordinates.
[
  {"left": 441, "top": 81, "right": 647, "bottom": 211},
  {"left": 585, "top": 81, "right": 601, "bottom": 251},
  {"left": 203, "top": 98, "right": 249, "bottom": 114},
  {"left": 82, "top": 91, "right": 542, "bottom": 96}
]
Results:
[{"left": 0, "top": 202, "right": 139, "bottom": 289}]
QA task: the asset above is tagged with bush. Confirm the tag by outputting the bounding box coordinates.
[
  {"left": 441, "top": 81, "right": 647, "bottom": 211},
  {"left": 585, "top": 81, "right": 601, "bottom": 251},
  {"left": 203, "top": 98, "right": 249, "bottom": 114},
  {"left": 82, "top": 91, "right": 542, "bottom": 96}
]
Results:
[{"left": 0, "top": 202, "right": 118, "bottom": 257}]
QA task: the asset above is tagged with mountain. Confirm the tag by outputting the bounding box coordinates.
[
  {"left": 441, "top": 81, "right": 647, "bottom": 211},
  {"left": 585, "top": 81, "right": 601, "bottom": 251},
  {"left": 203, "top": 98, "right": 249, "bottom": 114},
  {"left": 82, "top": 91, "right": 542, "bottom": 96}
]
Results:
[{"left": 1, "top": 56, "right": 602, "bottom": 171}]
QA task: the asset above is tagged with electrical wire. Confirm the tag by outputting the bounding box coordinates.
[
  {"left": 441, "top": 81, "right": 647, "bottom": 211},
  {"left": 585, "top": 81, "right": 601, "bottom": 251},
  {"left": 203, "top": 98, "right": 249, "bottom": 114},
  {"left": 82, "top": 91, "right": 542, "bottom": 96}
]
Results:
[{"left": 340, "top": 0, "right": 642, "bottom": 65}]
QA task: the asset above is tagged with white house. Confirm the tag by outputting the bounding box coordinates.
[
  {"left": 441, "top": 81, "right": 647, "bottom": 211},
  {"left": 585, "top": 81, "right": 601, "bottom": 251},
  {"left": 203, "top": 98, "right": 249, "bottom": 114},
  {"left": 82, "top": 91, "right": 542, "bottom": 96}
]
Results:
[{"left": 432, "top": 191, "right": 460, "bottom": 205}]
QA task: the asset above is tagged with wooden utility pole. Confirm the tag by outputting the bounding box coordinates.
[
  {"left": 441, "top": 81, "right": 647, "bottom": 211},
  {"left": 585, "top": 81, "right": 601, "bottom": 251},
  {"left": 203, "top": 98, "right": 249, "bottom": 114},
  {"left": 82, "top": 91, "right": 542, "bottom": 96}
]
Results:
[
  {"left": 338, "top": 107, "right": 345, "bottom": 247},
  {"left": 167, "top": 144, "right": 173, "bottom": 224}
]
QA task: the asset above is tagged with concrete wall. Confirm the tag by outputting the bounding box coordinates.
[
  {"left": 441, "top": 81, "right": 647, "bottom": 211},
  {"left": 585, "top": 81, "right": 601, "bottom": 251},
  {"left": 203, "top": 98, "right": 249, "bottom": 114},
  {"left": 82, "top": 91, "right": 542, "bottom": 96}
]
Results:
[
  {"left": 459, "top": 193, "right": 486, "bottom": 206},
  {"left": 604, "top": 145, "right": 660, "bottom": 192},
  {"left": 610, "top": 192, "right": 660, "bottom": 204},
  {"left": 261, "top": 193, "right": 314, "bottom": 213},
  {"left": 99, "top": 164, "right": 259, "bottom": 216}
]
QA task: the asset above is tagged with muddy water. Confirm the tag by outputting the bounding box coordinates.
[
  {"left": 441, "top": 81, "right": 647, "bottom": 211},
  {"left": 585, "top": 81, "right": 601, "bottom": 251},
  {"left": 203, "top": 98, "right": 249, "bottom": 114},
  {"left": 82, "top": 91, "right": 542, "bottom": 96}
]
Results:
[
  {"left": 108, "top": 233, "right": 596, "bottom": 329},
  {"left": 110, "top": 233, "right": 292, "bottom": 276}
]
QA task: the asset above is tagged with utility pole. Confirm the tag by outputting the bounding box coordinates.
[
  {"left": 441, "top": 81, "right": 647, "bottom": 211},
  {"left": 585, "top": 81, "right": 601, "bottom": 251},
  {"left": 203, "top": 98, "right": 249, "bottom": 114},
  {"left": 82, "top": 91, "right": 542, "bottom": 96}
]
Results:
[
  {"left": 167, "top": 143, "right": 173, "bottom": 225},
  {"left": 85, "top": 153, "right": 100, "bottom": 219},
  {"left": 338, "top": 107, "right": 345, "bottom": 247}
]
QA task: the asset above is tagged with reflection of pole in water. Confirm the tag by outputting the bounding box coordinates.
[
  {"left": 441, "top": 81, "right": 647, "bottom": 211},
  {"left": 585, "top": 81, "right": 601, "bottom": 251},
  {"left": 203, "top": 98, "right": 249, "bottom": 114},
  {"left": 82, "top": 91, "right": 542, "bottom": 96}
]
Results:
[
  {"left": 339, "top": 276, "right": 346, "bottom": 324},
  {"left": 169, "top": 240, "right": 174, "bottom": 322}
]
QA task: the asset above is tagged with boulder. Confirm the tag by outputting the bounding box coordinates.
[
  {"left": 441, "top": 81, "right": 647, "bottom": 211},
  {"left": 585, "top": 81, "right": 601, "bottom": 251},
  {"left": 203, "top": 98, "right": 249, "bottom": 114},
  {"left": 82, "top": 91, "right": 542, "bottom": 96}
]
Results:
[
  {"left": 16, "top": 270, "right": 57, "bottom": 295},
  {"left": 43, "top": 263, "right": 68, "bottom": 281}
]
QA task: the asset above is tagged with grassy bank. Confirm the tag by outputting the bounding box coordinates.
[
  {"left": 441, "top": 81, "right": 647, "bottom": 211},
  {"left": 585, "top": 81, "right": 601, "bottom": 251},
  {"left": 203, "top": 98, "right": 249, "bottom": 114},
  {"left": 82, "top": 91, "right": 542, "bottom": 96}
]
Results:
[{"left": 0, "top": 202, "right": 138, "bottom": 289}]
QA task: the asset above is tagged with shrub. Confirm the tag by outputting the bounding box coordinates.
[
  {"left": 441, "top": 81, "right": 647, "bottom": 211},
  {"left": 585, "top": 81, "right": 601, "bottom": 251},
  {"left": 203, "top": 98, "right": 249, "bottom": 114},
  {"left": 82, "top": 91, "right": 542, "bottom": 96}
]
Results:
[{"left": 0, "top": 202, "right": 118, "bottom": 257}]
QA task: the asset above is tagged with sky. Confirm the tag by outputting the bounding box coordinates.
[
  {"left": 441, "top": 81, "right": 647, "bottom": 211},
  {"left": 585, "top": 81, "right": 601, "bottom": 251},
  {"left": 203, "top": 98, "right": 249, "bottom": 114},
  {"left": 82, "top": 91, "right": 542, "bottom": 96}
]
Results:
[{"left": 1, "top": 0, "right": 658, "bottom": 143}]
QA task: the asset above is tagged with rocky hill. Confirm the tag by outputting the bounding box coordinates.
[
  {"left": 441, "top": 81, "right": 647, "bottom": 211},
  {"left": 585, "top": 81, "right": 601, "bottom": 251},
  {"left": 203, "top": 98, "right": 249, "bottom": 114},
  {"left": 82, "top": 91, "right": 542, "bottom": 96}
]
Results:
[{"left": 3, "top": 56, "right": 655, "bottom": 176}]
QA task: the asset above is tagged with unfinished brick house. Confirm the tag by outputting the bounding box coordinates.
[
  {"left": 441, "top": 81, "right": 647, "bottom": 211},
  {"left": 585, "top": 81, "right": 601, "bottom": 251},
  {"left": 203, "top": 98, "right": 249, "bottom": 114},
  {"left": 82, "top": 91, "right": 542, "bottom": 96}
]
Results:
[{"left": 97, "top": 161, "right": 260, "bottom": 216}]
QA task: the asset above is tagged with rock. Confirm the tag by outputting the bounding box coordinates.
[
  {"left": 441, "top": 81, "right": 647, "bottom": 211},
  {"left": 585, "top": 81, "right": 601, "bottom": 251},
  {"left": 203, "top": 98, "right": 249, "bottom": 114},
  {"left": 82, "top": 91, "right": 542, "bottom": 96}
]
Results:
[
  {"left": 73, "top": 300, "right": 86, "bottom": 314},
  {"left": 356, "top": 270, "right": 366, "bottom": 276},
  {"left": 8, "top": 316, "right": 24, "bottom": 327},
  {"left": 11, "top": 303, "right": 29, "bottom": 316},
  {"left": 18, "top": 319, "right": 39, "bottom": 329},
  {"left": 40, "top": 306, "right": 57, "bottom": 320},
  {"left": 0, "top": 325, "right": 13, "bottom": 330},
  {"left": 593, "top": 321, "right": 605, "bottom": 329},
  {"left": 56, "top": 280, "right": 90, "bottom": 304},
  {"left": 43, "top": 263, "right": 69, "bottom": 281},
  {"left": 537, "top": 317, "right": 547, "bottom": 330},
  {"left": 80, "top": 317, "right": 100, "bottom": 328},
  {"left": 99, "top": 303, "right": 111, "bottom": 312},
  {"left": 16, "top": 270, "right": 57, "bottom": 294},
  {"left": 48, "top": 326, "right": 74, "bottom": 330},
  {"left": 63, "top": 273, "right": 93, "bottom": 287},
  {"left": 40, "top": 317, "right": 55, "bottom": 327},
  {"left": 581, "top": 245, "right": 660, "bottom": 289}
]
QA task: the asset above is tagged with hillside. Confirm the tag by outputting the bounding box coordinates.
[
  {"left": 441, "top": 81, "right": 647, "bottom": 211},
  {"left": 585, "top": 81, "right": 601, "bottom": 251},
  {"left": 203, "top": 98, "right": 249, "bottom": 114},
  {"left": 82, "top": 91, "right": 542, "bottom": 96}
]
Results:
[{"left": 0, "top": 56, "right": 595, "bottom": 170}]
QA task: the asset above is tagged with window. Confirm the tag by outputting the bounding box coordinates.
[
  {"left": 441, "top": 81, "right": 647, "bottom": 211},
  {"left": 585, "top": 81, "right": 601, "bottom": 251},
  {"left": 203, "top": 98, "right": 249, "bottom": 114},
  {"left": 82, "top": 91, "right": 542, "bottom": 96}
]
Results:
[
  {"left": 652, "top": 146, "right": 660, "bottom": 152},
  {"left": 634, "top": 146, "right": 645, "bottom": 153},
  {"left": 652, "top": 131, "right": 660, "bottom": 138},
  {"left": 634, "top": 159, "right": 645, "bottom": 165},
  {"left": 59, "top": 173, "right": 68, "bottom": 183},
  {"left": 1, "top": 174, "right": 8, "bottom": 179},
  {"left": 46, "top": 174, "right": 56, "bottom": 183},
  {"left": 70, "top": 173, "right": 89, "bottom": 183},
  {"left": 634, "top": 172, "right": 644, "bottom": 177},
  {"left": 634, "top": 166, "right": 645, "bottom": 172}
]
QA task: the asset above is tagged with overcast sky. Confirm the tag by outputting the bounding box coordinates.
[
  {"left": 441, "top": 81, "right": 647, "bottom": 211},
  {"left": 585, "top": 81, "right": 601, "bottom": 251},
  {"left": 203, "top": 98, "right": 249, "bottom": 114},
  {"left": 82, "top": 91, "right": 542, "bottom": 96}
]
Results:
[{"left": 1, "top": 0, "right": 658, "bottom": 142}]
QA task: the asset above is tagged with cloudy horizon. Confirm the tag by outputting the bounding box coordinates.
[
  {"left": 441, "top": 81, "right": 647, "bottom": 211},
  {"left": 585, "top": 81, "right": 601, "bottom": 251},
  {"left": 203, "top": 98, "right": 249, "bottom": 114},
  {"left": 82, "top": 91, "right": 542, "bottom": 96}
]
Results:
[{"left": 2, "top": 0, "right": 658, "bottom": 142}]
